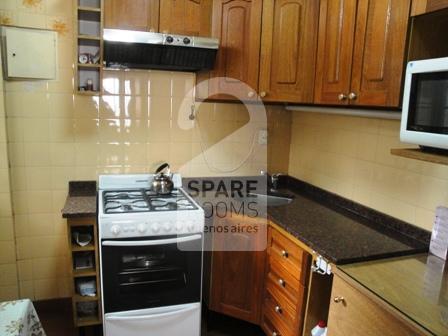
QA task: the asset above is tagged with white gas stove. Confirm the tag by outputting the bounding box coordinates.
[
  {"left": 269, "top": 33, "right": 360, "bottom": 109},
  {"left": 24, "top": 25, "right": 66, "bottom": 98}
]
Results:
[
  {"left": 98, "top": 174, "right": 204, "bottom": 239},
  {"left": 98, "top": 174, "right": 204, "bottom": 336}
]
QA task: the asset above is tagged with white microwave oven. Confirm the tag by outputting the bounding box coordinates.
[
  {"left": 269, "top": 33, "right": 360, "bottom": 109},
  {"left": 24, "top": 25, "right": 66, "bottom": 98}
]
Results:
[{"left": 400, "top": 57, "right": 448, "bottom": 151}]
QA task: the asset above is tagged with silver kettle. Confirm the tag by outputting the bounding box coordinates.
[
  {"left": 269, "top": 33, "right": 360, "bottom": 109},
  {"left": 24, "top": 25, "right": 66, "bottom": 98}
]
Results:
[{"left": 152, "top": 163, "right": 174, "bottom": 195}]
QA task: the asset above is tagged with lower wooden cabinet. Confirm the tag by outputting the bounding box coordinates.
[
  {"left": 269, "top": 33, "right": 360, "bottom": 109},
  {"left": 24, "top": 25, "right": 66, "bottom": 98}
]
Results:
[
  {"left": 261, "top": 226, "right": 312, "bottom": 336},
  {"left": 209, "top": 214, "right": 266, "bottom": 324},
  {"left": 327, "top": 273, "right": 426, "bottom": 336}
]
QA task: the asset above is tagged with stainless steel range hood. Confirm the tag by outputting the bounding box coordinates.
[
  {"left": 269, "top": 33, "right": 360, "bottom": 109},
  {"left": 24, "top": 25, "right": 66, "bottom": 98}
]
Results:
[{"left": 103, "top": 29, "right": 219, "bottom": 72}]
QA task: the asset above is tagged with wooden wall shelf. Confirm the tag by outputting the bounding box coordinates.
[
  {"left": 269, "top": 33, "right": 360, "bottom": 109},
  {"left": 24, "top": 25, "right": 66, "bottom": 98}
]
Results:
[{"left": 391, "top": 148, "right": 448, "bottom": 166}]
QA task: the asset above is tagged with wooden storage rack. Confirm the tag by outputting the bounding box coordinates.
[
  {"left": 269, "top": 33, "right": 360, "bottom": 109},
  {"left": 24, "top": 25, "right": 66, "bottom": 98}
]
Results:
[
  {"left": 74, "top": 0, "right": 104, "bottom": 95},
  {"left": 67, "top": 217, "right": 102, "bottom": 328}
]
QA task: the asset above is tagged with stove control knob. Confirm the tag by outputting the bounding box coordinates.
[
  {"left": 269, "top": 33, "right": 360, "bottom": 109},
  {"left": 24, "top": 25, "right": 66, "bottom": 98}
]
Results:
[
  {"left": 110, "top": 225, "right": 121, "bottom": 236},
  {"left": 137, "top": 224, "right": 147, "bottom": 234},
  {"left": 187, "top": 221, "right": 195, "bottom": 232},
  {"left": 152, "top": 223, "right": 160, "bottom": 233},
  {"left": 163, "top": 222, "right": 172, "bottom": 232}
]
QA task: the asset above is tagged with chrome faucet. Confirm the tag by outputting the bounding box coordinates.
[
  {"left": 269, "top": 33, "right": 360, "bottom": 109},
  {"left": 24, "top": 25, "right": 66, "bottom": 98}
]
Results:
[
  {"left": 260, "top": 171, "right": 284, "bottom": 192},
  {"left": 271, "top": 173, "right": 283, "bottom": 191}
]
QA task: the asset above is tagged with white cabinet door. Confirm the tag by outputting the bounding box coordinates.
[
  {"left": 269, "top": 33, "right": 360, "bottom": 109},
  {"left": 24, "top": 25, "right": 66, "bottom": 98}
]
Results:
[
  {"left": 104, "top": 303, "right": 201, "bottom": 336},
  {"left": 2, "top": 27, "right": 57, "bottom": 80}
]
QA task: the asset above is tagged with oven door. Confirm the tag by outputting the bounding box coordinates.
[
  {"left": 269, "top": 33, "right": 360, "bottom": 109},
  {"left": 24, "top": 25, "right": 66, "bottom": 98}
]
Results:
[
  {"left": 101, "top": 234, "right": 202, "bottom": 314},
  {"left": 104, "top": 302, "right": 201, "bottom": 336}
]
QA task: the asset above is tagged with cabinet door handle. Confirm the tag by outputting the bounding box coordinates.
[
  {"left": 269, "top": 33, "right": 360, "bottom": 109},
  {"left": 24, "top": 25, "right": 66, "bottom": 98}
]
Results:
[
  {"left": 348, "top": 92, "right": 357, "bottom": 100},
  {"left": 278, "top": 278, "right": 286, "bottom": 287},
  {"left": 281, "top": 250, "right": 288, "bottom": 258},
  {"left": 275, "top": 305, "right": 282, "bottom": 314},
  {"left": 338, "top": 93, "right": 347, "bottom": 101},
  {"left": 334, "top": 296, "right": 345, "bottom": 303}
]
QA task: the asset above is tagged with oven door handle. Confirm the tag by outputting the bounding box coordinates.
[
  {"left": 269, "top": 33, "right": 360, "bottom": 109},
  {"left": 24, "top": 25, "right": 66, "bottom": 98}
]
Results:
[
  {"left": 101, "top": 234, "right": 202, "bottom": 247},
  {"left": 105, "top": 304, "right": 197, "bottom": 321}
]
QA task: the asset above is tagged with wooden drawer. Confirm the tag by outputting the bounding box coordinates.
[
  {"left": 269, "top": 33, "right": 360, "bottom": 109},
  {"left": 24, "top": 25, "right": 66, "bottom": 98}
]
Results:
[
  {"left": 261, "top": 311, "right": 294, "bottom": 336},
  {"left": 267, "top": 228, "right": 310, "bottom": 284},
  {"left": 267, "top": 257, "right": 304, "bottom": 305},
  {"left": 264, "top": 280, "right": 305, "bottom": 333}
]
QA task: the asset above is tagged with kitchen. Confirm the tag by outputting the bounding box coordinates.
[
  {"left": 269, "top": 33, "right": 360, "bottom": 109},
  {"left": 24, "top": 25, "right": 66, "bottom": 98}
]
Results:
[{"left": 0, "top": 0, "right": 448, "bottom": 336}]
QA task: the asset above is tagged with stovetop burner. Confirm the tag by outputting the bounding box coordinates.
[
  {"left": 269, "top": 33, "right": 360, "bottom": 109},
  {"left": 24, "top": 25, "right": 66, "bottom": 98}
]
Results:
[{"left": 103, "top": 189, "right": 197, "bottom": 214}]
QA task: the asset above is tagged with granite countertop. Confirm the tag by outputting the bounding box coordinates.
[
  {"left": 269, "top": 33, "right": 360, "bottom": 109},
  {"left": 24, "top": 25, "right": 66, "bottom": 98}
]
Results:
[
  {"left": 61, "top": 181, "right": 97, "bottom": 218},
  {"left": 340, "top": 254, "right": 448, "bottom": 335},
  {"left": 267, "top": 186, "right": 429, "bottom": 264},
  {"left": 184, "top": 176, "right": 430, "bottom": 265}
]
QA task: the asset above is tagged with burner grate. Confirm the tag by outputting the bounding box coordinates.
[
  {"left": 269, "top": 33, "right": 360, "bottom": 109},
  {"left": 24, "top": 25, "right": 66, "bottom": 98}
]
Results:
[{"left": 103, "top": 189, "right": 197, "bottom": 214}]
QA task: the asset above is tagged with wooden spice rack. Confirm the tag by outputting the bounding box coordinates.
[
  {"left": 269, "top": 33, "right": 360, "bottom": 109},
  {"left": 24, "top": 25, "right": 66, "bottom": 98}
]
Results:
[
  {"left": 67, "top": 217, "right": 102, "bottom": 328},
  {"left": 74, "top": 0, "right": 104, "bottom": 94}
]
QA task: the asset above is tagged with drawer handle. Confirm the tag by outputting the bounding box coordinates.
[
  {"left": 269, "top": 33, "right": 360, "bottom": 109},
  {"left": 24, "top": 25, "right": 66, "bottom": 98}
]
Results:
[
  {"left": 275, "top": 305, "right": 282, "bottom": 314},
  {"left": 278, "top": 278, "right": 286, "bottom": 287},
  {"left": 281, "top": 250, "right": 289, "bottom": 258},
  {"left": 334, "top": 296, "right": 345, "bottom": 304},
  {"left": 272, "top": 332, "right": 280, "bottom": 336}
]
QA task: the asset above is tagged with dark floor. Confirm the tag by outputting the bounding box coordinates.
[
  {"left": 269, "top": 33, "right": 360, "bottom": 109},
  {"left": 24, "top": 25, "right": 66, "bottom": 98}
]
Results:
[{"left": 35, "top": 299, "right": 264, "bottom": 336}]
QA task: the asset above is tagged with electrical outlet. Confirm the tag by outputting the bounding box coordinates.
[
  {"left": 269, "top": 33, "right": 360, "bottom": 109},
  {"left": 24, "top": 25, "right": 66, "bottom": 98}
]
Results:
[{"left": 258, "top": 129, "right": 268, "bottom": 145}]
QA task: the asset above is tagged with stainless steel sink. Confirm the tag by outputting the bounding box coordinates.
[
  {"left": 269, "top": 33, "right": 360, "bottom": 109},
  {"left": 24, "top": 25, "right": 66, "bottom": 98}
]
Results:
[{"left": 248, "top": 193, "right": 293, "bottom": 207}]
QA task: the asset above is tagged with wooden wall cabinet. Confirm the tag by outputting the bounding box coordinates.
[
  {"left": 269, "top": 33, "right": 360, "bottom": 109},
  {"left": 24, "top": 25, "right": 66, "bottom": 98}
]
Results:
[
  {"left": 315, "top": 0, "right": 412, "bottom": 107},
  {"left": 209, "top": 215, "right": 266, "bottom": 324},
  {"left": 203, "top": 0, "right": 319, "bottom": 103},
  {"left": 159, "top": 0, "right": 212, "bottom": 36},
  {"left": 259, "top": 0, "right": 320, "bottom": 103},
  {"left": 411, "top": 0, "right": 448, "bottom": 16},
  {"left": 206, "top": 0, "right": 263, "bottom": 101},
  {"left": 327, "top": 273, "right": 426, "bottom": 336},
  {"left": 104, "top": 0, "right": 160, "bottom": 32}
]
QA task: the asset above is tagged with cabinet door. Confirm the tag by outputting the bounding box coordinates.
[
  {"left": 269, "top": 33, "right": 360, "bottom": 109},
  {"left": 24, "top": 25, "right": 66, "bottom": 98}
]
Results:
[
  {"left": 350, "top": 0, "right": 411, "bottom": 107},
  {"left": 209, "top": 215, "right": 266, "bottom": 324},
  {"left": 259, "top": 0, "right": 319, "bottom": 103},
  {"left": 314, "top": 0, "right": 358, "bottom": 105},
  {"left": 208, "top": 0, "right": 263, "bottom": 100},
  {"left": 327, "top": 274, "right": 422, "bottom": 336},
  {"left": 159, "top": 0, "right": 212, "bottom": 36},
  {"left": 411, "top": 0, "right": 448, "bottom": 16},
  {"left": 104, "top": 0, "right": 159, "bottom": 32}
]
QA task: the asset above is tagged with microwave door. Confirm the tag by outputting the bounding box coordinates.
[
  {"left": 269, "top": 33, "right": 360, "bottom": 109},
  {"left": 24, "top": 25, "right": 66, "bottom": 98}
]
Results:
[{"left": 408, "top": 71, "right": 448, "bottom": 134}]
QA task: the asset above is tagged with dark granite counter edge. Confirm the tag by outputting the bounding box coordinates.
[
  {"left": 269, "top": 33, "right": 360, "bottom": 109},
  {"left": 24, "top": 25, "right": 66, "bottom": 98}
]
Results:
[
  {"left": 183, "top": 175, "right": 431, "bottom": 246},
  {"left": 62, "top": 181, "right": 98, "bottom": 219},
  {"left": 68, "top": 181, "right": 97, "bottom": 197},
  {"left": 184, "top": 175, "right": 431, "bottom": 265},
  {"left": 281, "top": 176, "right": 431, "bottom": 246},
  {"left": 270, "top": 215, "right": 429, "bottom": 265}
]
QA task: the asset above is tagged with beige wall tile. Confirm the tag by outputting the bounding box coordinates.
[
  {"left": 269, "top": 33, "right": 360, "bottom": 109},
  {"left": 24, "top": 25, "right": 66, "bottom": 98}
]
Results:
[
  {"left": 0, "top": 217, "right": 14, "bottom": 241},
  {"left": 0, "top": 168, "right": 10, "bottom": 193},
  {"left": 19, "top": 280, "right": 34, "bottom": 300},
  {"left": 0, "top": 193, "right": 13, "bottom": 217},
  {"left": 124, "top": 70, "right": 150, "bottom": 96},
  {"left": 0, "top": 285, "right": 19, "bottom": 301},
  {"left": 289, "top": 111, "right": 446, "bottom": 230},
  {"left": 0, "top": 263, "right": 17, "bottom": 286},
  {"left": 17, "top": 260, "right": 33, "bottom": 281},
  {"left": 0, "top": 241, "right": 16, "bottom": 264},
  {"left": 34, "top": 278, "right": 59, "bottom": 300}
]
